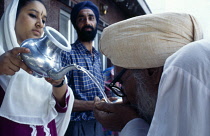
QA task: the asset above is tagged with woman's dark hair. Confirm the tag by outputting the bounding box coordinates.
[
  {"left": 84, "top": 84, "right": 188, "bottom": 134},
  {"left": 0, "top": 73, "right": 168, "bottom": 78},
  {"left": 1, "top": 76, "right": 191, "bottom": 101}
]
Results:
[{"left": 16, "top": 0, "right": 46, "bottom": 20}]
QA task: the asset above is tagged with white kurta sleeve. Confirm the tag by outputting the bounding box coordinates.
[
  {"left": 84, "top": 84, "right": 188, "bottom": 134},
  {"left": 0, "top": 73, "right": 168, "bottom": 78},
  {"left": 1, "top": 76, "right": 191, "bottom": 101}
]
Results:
[
  {"left": 147, "top": 66, "right": 210, "bottom": 136},
  {"left": 120, "top": 118, "right": 149, "bottom": 136}
]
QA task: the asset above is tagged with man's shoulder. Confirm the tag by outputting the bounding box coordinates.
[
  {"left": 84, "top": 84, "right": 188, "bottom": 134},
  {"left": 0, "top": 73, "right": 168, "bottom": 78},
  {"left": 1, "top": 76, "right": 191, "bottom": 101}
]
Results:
[
  {"left": 164, "top": 39, "right": 210, "bottom": 80},
  {"left": 166, "top": 39, "right": 210, "bottom": 66},
  {"left": 71, "top": 42, "right": 78, "bottom": 49}
]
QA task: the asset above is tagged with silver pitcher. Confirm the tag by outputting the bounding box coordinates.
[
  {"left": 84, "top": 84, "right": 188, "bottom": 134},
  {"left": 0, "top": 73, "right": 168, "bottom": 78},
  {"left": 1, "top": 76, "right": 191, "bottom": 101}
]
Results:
[{"left": 20, "top": 26, "right": 80, "bottom": 80}]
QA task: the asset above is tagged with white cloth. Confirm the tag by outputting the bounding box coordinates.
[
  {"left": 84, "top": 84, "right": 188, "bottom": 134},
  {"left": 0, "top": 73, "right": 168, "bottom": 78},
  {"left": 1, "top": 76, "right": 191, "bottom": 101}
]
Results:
[
  {"left": 0, "top": 0, "right": 74, "bottom": 136},
  {"left": 148, "top": 39, "right": 210, "bottom": 136},
  {"left": 120, "top": 118, "right": 149, "bottom": 136},
  {"left": 120, "top": 39, "right": 210, "bottom": 136}
]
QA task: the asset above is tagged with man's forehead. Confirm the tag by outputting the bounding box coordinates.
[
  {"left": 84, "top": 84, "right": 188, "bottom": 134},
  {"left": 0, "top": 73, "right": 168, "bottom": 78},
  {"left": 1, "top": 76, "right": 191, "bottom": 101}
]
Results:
[{"left": 78, "top": 9, "right": 95, "bottom": 16}]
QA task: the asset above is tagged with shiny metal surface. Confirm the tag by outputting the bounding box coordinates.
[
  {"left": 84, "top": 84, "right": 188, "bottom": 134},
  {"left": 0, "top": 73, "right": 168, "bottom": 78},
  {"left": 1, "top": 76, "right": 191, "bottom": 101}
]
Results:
[{"left": 20, "top": 26, "right": 76, "bottom": 80}]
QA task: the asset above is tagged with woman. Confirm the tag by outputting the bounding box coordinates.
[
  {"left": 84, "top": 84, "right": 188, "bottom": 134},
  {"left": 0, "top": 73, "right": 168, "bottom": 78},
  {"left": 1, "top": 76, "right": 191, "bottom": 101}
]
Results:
[{"left": 0, "top": 0, "right": 74, "bottom": 135}]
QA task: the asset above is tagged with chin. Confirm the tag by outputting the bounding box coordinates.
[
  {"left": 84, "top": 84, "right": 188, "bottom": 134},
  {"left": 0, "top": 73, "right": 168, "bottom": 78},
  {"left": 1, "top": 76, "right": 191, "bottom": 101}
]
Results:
[{"left": 32, "top": 35, "right": 41, "bottom": 39}]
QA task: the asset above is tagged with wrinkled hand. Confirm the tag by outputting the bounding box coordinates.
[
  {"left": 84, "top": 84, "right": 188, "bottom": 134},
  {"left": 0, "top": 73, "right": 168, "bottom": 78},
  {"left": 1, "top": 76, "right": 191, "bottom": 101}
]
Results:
[
  {"left": 0, "top": 47, "right": 32, "bottom": 75},
  {"left": 94, "top": 96, "right": 139, "bottom": 131}
]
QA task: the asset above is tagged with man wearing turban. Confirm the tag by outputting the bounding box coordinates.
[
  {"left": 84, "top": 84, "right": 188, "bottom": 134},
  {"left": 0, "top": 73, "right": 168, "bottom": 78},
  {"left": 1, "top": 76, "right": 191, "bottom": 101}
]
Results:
[
  {"left": 62, "top": 1, "right": 105, "bottom": 136},
  {"left": 93, "top": 12, "right": 210, "bottom": 136}
]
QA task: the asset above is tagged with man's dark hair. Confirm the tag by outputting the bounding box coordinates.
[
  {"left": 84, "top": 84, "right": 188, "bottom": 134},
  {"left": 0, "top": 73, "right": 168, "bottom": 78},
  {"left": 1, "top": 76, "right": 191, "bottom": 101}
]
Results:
[{"left": 16, "top": 0, "right": 46, "bottom": 20}]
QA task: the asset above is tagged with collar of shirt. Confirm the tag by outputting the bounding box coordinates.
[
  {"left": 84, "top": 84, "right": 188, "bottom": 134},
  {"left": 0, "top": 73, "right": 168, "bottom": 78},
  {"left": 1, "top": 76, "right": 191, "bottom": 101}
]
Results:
[{"left": 74, "top": 40, "right": 98, "bottom": 57}]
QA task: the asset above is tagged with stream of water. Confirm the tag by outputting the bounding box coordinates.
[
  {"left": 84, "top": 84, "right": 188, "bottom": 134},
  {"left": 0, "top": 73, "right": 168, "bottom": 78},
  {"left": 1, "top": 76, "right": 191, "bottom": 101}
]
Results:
[{"left": 75, "top": 65, "right": 110, "bottom": 103}]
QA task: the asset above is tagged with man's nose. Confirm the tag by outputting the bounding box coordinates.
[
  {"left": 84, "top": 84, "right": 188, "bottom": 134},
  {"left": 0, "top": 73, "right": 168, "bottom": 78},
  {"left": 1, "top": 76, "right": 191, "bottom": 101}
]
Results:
[{"left": 84, "top": 18, "right": 91, "bottom": 25}]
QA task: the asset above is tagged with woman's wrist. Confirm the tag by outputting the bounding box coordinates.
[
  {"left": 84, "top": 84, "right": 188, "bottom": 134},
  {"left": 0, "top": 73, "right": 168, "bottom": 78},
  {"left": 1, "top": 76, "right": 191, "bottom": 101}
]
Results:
[{"left": 53, "top": 78, "right": 65, "bottom": 87}]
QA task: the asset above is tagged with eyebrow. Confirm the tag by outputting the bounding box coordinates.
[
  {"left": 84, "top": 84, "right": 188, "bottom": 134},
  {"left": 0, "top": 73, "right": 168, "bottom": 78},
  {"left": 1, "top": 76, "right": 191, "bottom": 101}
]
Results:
[
  {"left": 28, "top": 9, "right": 47, "bottom": 19},
  {"left": 77, "top": 13, "right": 95, "bottom": 18}
]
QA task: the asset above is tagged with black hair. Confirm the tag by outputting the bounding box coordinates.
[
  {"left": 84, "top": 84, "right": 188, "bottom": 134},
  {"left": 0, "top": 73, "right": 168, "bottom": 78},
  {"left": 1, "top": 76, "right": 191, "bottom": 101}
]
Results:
[{"left": 16, "top": 0, "right": 46, "bottom": 20}]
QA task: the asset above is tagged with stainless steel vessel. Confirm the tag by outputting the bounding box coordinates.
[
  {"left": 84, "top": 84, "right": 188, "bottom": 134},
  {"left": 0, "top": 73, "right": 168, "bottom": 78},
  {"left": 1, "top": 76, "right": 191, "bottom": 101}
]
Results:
[{"left": 20, "top": 26, "right": 79, "bottom": 80}]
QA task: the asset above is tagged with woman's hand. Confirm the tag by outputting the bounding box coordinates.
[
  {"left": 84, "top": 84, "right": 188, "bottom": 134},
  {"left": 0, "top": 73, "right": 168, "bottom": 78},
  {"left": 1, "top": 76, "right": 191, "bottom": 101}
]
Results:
[
  {"left": 94, "top": 96, "right": 139, "bottom": 131},
  {"left": 45, "top": 77, "right": 64, "bottom": 87},
  {"left": 0, "top": 47, "right": 32, "bottom": 75}
]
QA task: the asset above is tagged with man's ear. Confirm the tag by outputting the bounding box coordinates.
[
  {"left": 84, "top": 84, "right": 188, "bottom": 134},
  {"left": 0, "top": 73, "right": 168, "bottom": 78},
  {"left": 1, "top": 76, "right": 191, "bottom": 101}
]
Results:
[{"left": 147, "top": 66, "right": 163, "bottom": 85}]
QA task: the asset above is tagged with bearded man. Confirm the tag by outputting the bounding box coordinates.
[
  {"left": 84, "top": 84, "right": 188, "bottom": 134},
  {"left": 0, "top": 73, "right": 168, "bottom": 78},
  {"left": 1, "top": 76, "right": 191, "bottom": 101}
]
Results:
[{"left": 61, "top": 1, "right": 105, "bottom": 136}]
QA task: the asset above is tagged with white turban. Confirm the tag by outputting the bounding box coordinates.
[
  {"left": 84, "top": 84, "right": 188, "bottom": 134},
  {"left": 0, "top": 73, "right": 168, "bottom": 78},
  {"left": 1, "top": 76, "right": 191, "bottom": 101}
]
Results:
[{"left": 99, "top": 12, "right": 203, "bottom": 69}]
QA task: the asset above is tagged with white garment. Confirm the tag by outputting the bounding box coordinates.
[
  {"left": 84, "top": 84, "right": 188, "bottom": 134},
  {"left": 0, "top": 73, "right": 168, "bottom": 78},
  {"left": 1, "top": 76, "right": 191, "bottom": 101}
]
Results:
[
  {"left": 148, "top": 39, "right": 210, "bottom": 136},
  {"left": 0, "top": 0, "right": 74, "bottom": 136},
  {"left": 120, "top": 39, "right": 210, "bottom": 136},
  {"left": 120, "top": 118, "right": 149, "bottom": 136}
]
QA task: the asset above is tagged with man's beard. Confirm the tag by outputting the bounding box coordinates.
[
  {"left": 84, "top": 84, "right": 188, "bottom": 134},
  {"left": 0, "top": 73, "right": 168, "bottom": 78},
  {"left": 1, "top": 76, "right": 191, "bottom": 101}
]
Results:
[
  {"left": 77, "top": 25, "right": 97, "bottom": 42},
  {"left": 134, "top": 74, "right": 157, "bottom": 124}
]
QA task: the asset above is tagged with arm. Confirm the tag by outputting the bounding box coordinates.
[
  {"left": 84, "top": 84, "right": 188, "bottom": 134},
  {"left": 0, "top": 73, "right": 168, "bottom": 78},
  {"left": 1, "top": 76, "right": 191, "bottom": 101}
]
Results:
[
  {"left": 71, "top": 87, "right": 116, "bottom": 112},
  {"left": 45, "top": 77, "right": 68, "bottom": 107},
  {"left": 52, "top": 84, "right": 67, "bottom": 107},
  {"left": 72, "top": 99, "right": 94, "bottom": 111}
]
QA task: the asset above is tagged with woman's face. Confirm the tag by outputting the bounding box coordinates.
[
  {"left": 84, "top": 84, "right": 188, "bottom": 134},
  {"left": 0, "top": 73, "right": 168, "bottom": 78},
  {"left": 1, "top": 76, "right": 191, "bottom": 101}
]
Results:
[{"left": 15, "top": 1, "right": 47, "bottom": 44}]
